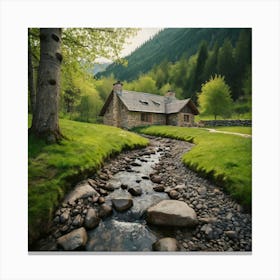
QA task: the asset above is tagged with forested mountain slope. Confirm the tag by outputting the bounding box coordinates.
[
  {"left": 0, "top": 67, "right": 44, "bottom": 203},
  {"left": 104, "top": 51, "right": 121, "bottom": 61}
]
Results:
[{"left": 97, "top": 28, "right": 243, "bottom": 81}]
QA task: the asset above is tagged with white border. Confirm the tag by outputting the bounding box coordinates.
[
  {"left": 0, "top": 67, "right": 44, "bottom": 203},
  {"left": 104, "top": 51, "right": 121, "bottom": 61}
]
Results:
[{"left": 1, "top": 0, "right": 279, "bottom": 279}]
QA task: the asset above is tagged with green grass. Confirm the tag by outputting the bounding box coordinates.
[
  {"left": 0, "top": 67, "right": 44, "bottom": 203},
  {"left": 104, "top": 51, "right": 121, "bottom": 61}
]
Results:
[
  {"left": 28, "top": 116, "right": 149, "bottom": 244},
  {"left": 136, "top": 125, "right": 252, "bottom": 209},
  {"left": 209, "top": 126, "right": 252, "bottom": 135}
]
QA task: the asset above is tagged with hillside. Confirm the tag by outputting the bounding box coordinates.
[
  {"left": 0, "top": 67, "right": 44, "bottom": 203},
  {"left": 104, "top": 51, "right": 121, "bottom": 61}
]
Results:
[{"left": 97, "top": 28, "right": 243, "bottom": 81}]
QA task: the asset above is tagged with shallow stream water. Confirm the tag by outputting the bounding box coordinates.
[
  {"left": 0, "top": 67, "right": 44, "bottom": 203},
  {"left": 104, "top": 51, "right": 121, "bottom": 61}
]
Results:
[{"left": 86, "top": 148, "right": 172, "bottom": 251}]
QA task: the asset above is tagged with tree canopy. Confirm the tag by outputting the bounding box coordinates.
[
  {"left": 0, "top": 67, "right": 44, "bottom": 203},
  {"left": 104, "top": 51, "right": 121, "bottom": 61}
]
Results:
[{"left": 197, "top": 75, "right": 233, "bottom": 120}]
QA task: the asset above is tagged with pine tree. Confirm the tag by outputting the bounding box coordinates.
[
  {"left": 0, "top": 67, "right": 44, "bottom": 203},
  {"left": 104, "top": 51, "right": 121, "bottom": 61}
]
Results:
[{"left": 217, "top": 39, "right": 235, "bottom": 99}]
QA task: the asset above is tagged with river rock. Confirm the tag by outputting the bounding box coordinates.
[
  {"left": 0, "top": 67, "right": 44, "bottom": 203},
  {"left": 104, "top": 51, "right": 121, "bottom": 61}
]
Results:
[
  {"left": 63, "top": 181, "right": 99, "bottom": 204},
  {"left": 99, "top": 188, "right": 108, "bottom": 196},
  {"left": 53, "top": 216, "right": 60, "bottom": 224},
  {"left": 98, "top": 197, "right": 105, "bottom": 204},
  {"left": 72, "top": 214, "right": 83, "bottom": 227},
  {"left": 104, "top": 179, "right": 122, "bottom": 191},
  {"left": 98, "top": 204, "right": 113, "bottom": 218},
  {"left": 153, "top": 185, "right": 165, "bottom": 192},
  {"left": 226, "top": 212, "right": 233, "bottom": 221},
  {"left": 153, "top": 237, "right": 180, "bottom": 251},
  {"left": 121, "top": 184, "right": 128, "bottom": 189},
  {"left": 200, "top": 223, "right": 213, "bottom": 239},
  {"left": 112, "top": 198, "right": 133, "bottom": 212},
  {"left": 150, "top": 175, "right": 162, "bottom": 184},
  {"left": 87, "top": 179, "right": 97, "bottom": 188},
  {"left": 174, "top": 184, "right": 187, "bottom": 193},
  {"left": 57, "top": 227, "right": 88, "bottom": 250},
  {"left": 224, "top": 230, "right": 237, "bottom": 240},
  {"left": 168, "top": 190, "right": 180, "bottom": 199},
  {"left": 131, "top": 162, "right": 141, "bottom": 167},
  {"left": 197, "top": 186, "right": 207, "bottom": 195},
  {"left": 128, "top": 187, "right": 142, "bottom": 196},
  {"left": 60, "top": 211, "right": 70, "bottom": 223},
  {"left": 84, "top": 209, "right": 100, "bottom": 229},
  {"left": 146, "top": 200, "right": 197, "bottom": 227}
]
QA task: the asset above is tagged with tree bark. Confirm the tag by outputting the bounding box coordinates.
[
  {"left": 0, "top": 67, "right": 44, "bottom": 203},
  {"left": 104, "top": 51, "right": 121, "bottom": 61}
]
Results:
[
  {"left": 28, "top": 30, "right": 36, "bottom": 114},
  {"left": 30, "top": 28, "right": 63, "bottom": 143}
]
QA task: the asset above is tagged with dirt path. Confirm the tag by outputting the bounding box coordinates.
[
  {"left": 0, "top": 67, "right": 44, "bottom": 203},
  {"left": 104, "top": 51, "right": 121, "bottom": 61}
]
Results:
[
  {"left": 203, "top": 128, "right": 252, "bottom": 138},
  {"left": 36, "top": 136, "right": 252, "bottom": 252}
]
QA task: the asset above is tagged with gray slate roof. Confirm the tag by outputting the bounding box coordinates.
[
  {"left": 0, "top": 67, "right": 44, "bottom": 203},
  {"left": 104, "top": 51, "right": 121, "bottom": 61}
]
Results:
[
  {"left": 118, "top": 90, "right": 195, "bottom": 114},
  {"left": 100, "top": 90, "right": 199, "bottom": 116}
]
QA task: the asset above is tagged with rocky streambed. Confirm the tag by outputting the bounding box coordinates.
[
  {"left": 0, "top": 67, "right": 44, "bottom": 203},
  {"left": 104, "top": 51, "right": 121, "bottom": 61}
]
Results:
[{"left": 36, "top": 136, "right": 252, "bottom": 252}]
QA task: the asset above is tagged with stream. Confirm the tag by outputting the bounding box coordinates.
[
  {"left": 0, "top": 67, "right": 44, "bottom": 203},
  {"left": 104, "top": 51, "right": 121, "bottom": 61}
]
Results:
[
  {"left": 36, "top": 136, "right": 252, "bottom": 252},
  {"left": 86, "top": 147, "right": 171, "bottom": 251}
]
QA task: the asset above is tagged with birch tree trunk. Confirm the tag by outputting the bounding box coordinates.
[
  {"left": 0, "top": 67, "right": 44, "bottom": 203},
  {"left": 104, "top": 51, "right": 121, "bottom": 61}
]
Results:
[
  {"left": 28, "top": 30, "right": 36, "bottom": 114},
  {"left": 30, "top": 28, "right": 63, "bottom": 143}
]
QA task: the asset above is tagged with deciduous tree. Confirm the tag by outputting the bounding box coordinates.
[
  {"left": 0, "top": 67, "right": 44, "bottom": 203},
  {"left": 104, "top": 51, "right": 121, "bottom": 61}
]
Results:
[
  {"left": 29, "top": 28, "right": 137, "bottom": 143},
  {"left": 30, "top": 28, "right": 63, "bottom": 143},
  {"left": 197, "top": 75, "right": 233, "bottom": 120}
]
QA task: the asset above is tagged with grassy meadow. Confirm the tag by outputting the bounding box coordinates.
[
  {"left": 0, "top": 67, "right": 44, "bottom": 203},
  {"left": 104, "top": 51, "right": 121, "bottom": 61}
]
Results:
[
  {"left": 28, "top": 116, "right": 149, "bottom": 243},
  {"left": 136, "top": 125, "right": 252, "bottom": 209}
]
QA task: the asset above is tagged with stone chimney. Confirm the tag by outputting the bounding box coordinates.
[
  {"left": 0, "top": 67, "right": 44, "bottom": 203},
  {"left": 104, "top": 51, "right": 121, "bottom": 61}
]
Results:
[
  {"left": 113, "top": 81, "right": 123, "bottom": 95},
  {"left": 164, "top": 90, "right": 176, "bottom": 103}
]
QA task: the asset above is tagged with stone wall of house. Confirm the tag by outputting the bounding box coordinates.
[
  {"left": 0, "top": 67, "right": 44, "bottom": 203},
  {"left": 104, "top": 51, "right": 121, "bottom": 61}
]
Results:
[
  {"left": 125, "top": 112, "right": 166, "bottom": 129},
  {"left": 167, "top": 113, "right": 195, "bottom": 126},
  {"left": 103, "top": 95, "right": 115, "bottom": 126},
  {"left": 178, "top": 113, "right": 194, "bottom": 127},
  {"left": 150, "top": 113, "right": 166, "bottom": 126},
  {"left": 200, "top": 120, "right": 252, "bottom": 127},
  {"left": 167, "top": 114, "right": 178, "bottom": 126}
]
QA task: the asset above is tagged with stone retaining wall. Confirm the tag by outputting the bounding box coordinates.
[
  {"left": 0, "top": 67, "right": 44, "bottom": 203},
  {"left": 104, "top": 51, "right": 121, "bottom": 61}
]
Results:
[{"left": 200, "top": 120, "right": 252, "bottom": 127}]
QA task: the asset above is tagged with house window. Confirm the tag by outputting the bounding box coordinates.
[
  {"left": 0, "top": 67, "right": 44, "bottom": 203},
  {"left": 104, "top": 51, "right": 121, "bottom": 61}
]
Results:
[
  {"left": 184, "top": 114, "right": 190, "bottom": 123},
  {"left": 141, "top": 113, "right": 152, "bottom": 122}
]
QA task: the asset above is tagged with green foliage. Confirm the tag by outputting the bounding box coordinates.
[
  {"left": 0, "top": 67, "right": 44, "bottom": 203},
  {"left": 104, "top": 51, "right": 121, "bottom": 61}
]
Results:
[
  {"left": 28, "top": 116, "right": 149, "bottom": 243},
  {"left": 217, "top": 39, "right": 235, "bottom": 95},
  {"left": 124, "top": 75, "right": 159, "bottom": 94},
  {"left": 198, "top": 75, "right": 233, "bottom": 119},
  {"left": 136, "top": 125, "right": 252, "bottom": 209},
  {"left": 94, "top": 74, "right": 116, "bottom": 102}
]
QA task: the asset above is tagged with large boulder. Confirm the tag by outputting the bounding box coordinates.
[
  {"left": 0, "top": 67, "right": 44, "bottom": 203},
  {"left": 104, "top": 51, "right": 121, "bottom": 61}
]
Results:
[
  {"left": 57, "top": 227, "right": 88, "bottom": 250},
  {"left": 153, "top": 237, "right": 180, "bottom": 251},
  {"left": 112, "top": 198, "right": 133, "bottom": 212},
  {"left": 146, "top": 200, "right": 197, "bottom": 227},
  {"left": 63, "top": 181, "right": 99, "bottom": 204}
]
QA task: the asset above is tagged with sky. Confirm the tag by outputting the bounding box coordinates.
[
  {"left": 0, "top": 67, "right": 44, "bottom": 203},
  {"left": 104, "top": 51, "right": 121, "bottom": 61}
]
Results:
[
  {"left": 96, "top": 28, "right": 161, "bottom": 63},
  {"left": 120, "top": 28, "right": 161, "bottom": 57}
]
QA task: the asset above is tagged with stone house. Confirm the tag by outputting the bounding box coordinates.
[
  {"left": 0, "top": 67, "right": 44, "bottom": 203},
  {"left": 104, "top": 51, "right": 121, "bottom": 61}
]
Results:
[{"left": 99, "top": 81, "right": 199, "bottom": 129}]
